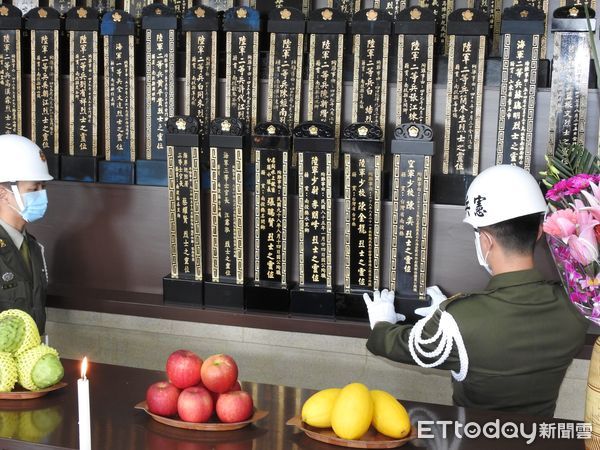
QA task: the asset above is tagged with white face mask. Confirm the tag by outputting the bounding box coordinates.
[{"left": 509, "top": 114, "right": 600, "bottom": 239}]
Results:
[{"left": 474, "top": 230, "right": 493, "bottom": 275}]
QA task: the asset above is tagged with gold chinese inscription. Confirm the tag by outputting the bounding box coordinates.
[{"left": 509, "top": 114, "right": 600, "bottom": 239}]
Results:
[
  {"left": 343, "top": 154, "right": 381, "bottom": 291},
  {"left": 210, "top": 147, "right": 244, "bottom": 283},
  {"left": 69, "top": 30, "right": 98, "bottom": 156},
  {"left": 225, "top": 32, "right": 258, "bottom": 133},
  {"left": 547, "top": 33, "right": 589, "bottom": 155},
  {"left": 168, "top": 146, "right": 203, "bottom": 280},
  {"left": 104, "top": 35, "right": 135, "bottom": 161},
  {"left": 397, "top": 34, "right": 434, "bottom": 126},
  {"left": 31, "top": 30, "right": 59, "bottom": 153},
  {"left": 496, "top": 34, "right": 539, "bottom": 169},
  {"left": 266, "top": 32, "right": 303, "bottom": 131},
  {"left": 0, "top": 30, "right": 21, "bottom": 135},
  {"left": 351, "top": 34, "right": 389, "bottom": 131},
  {"left": 298, "top": 152, "right": 332, "bottom": 288},
  {"left": 145, "top": 29, "right": 176, "bottom": 159},
  {"left": 254, "top": 150, "right": 288, "bottom": 283},
  {"left": 307, "top": 34, "right": 343, "bottom": 142},
  {"left": 390, "top": 155, "right": 430, "bottom": 299},
  {"left": 442, "top": 35, "right": 485, "bottom": 175},
  {"left": 420, "top": 0, "right": 454, "bottom": 54}
]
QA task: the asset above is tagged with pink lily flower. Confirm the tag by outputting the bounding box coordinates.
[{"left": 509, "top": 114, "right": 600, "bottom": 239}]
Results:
[
  {"left": 543, "top": 209, "right": 577, "bottom": 240},
  {"left": 568, "top": 223, "right": 599, "bottom": 266}
]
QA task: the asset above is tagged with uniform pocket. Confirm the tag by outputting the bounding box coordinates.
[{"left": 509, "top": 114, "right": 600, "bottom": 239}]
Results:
[{"left": 0, "top": 281, "right": 31, "bottom": 311}]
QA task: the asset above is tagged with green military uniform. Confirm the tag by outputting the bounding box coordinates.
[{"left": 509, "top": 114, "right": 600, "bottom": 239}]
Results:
[
  {"left": 0, "top": 221, "right": 47, "bottom": 334},
  {"left": 366, "top": 269, "right": 588, "bottom": 417}
]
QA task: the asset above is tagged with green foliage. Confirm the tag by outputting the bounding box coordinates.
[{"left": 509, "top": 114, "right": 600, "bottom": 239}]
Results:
[{"left": 540, "top": 144, "right": 600, "bottom": 189}]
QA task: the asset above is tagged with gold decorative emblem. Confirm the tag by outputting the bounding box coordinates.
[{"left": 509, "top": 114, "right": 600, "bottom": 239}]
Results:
[
  {"left": 519, "top": 9, "right": 529, "bottom": 18},
  {"left": 77, "top": 7, "right": 87, "bottom": 18},
  {"left": 280, "top": 8, "right": 291, "bottom": 19},
  {"left": 194, "top": 7, "right": 205, "bottom": 18},
  {"left": 236, "top": 8, "right": 247, "bottom": 19},
  {"left": 462, "top": 9, "right": 474, "bottom": 21},
  {"left": 357, "top": 126, "right": 368, "bottom": 137},
  {"left": 408, "top": 125, "right": 419, "bottom": 138},
  {"left": 38, "top": 8, "right": 48, "bottom": 18},
  {"left": 409, "top": 8, "right": 421, "bottom": 20},
  {"left": 39, "top": 150, "right": 46, "bottom": 162},
  {"left": 569, "top": 6, "right": 579, "bottom": 17},
  {"left": 0, "top": 6, "right": 9, "bottom": 16},
  {"left": 321, "top": 9, "right": 333, "bottom": 20},
  {"left": 155, "top": 7, "right": 162, "bottom": 15},
  {"left": 0, "top": 239, "right": 5, "bottom": 249},
  {"left": 308, "top": 125, "right": 318, "bottom": 136},
  {"left": 366, "top": 9, "right": 377, "bottom": 21},
  {"left": 176, "top": 118, "right": 186, "bottom": 130},
  {"left": 221, "top": 120, "right": 231, "bottom": 132},
  {"left": 112, "top": 11, "right": 122, "bottom": 22},
  {"left": 267, "top": 125, "right": 276, "bottom": 135}
]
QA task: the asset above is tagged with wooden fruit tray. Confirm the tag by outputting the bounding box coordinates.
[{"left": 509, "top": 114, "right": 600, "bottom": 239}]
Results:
[
  {"left": 135, "top": 401, "right": 268, "bottom": 431},
  {"left": 286, "top": 415, "right": 417, "bottom": 449}
]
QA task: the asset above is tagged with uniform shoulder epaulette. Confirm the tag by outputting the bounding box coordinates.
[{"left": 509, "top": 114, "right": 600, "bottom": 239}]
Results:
[{"left": 440, "top": 292, "right": 469, "bottom": 311}]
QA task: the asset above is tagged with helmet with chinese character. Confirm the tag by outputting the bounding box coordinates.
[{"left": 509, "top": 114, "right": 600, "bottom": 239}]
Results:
[
  {"left": 0, "top": 135, "right": 53, "bottom": 183},
  {"left": 463, "top": 165, "right": 546, "bottom": 228}
]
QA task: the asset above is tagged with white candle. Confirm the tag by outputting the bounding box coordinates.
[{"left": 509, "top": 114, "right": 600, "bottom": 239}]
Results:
[{"left": 77, "top": 357, "right": 91, "bottom": 450}]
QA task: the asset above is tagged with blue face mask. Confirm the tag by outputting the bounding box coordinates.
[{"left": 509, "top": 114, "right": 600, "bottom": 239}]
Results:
[
  {"left": 9, "top": 186, "right": 48, "bottom": 223},
  {"left": 20, "top": 190, "right": 48, "bottom": 222}
]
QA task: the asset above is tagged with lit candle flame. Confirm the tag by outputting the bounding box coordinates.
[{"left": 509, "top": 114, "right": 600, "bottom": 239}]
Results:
[{"left": 81, "top": 357, "right": 88, "bottom": 380}]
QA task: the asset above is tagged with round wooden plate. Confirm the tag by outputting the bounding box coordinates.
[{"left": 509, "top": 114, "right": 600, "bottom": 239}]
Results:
[
  {"left": 135, "top": 401, "right": 269, "bottom": 431},
  {"left": 286, "top": 416, "right": 418, "bottom": 449},
  {"left": 0, "top": 381, "right": 68, "bottom": 400}
]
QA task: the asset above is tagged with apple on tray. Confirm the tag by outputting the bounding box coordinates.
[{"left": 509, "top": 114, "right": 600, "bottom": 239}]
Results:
[
  {"left": 166, "top": 350, "right": 203, "bottom": 389},
  {"left": 146, "top": 381, "right": 181, "bottom": 417},
  {"left": 178, "top": 386, "right": 215, "bottom": 423},
  {"left": 201, "top": 354, "right": 238, "bottom": 393},
  {"left": 216, "top": 390, "right": 254, "bottom": 423}
]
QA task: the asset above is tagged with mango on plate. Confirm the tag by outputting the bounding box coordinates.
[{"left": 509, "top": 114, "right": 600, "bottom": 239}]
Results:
[
  {"left": 301, "top": 388, "right": 341, "bottom": 428},
  {"left": 331, "top": 383, "right": 373, "bottom": 440},
  {"left": 371, "top": 390, "right": 411, "bottom": 439}
]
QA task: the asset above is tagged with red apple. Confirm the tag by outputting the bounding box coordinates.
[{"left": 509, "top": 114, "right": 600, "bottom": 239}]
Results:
[
  {"left": 201, "top": 354, "right": 238, "bottom": 393},
  {"left": 216, "top": 390, "right": 254, "bottom": 423},
  {"left": 211, "top": 380, "right": 242, "bottom": 404},
  {"left": 146, "top": 381, "right": 181, "bottom": 417},
  {"left": 166, "top": 350, "right": 203, "bottom": 389},
  {"left": 177, "top": 386, "right": 214, "bottom": 423}
]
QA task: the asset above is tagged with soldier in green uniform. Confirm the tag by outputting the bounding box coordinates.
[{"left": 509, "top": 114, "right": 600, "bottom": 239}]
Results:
[
  {"left": 364, "top": 165, "right": 588, "bottom": 417},
  {"left": 0, "top": 135, "right": 53, "bottom": 334}
]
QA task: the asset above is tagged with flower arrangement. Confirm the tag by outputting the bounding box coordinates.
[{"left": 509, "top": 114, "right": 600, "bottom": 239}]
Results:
[{"left": 541, "top": 144, "right": 600, "bottom": 324}]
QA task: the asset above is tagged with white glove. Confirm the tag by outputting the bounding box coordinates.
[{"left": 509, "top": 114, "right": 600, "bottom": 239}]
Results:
[
  {"left": 414, "top": 285, "right": 448, "bottom": 317},
  {"left": 363, "top": 289, "right": 406, "bottom": 330}
]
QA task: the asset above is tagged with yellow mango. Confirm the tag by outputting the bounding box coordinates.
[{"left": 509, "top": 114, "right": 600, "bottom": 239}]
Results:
[
  {"left": 331, "top": 383, "right": 373, "bottom": 440},
  {"left": 301, "top": 388, "right": 341, "bottom": 428},
  {"left": 370, "top": 390, "right": 411, "bottom": 439}
]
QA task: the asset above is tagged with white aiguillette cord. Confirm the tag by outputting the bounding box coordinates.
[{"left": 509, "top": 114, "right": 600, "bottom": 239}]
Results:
[
  {"left": 408, "top": 309, "right": 469, "bottom": 382},
  {"left": 36, "top": 241, "right": 48, "bottom": 283}
]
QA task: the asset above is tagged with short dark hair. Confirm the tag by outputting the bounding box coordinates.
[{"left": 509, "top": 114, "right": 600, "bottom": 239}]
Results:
[{"left": 481, "top": 213, "right": 543, "bottom": 255}]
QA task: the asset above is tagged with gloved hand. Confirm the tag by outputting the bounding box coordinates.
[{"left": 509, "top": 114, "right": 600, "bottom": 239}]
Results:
[
  {"left": 363, "top": 289, "right": 406, "bottom": 330},
  {"left": 414, "top": 285, "right": 448, "bottom": 317}
]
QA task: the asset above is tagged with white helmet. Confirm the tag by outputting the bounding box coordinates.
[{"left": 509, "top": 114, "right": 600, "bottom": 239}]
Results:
[
  {"left": 464, "top": 165, "right": 546, "bottom": 228},
  {"left": 0, "top": 135, "right": 53, "bottom": 183}
]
